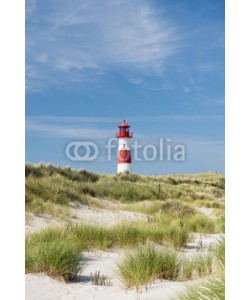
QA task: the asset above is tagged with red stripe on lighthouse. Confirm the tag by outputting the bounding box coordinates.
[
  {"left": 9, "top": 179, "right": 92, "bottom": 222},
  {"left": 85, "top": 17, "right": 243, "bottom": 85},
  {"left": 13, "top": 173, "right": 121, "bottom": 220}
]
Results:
[{"left": 118, "top": 150, "right": 132, "bottom": 163}]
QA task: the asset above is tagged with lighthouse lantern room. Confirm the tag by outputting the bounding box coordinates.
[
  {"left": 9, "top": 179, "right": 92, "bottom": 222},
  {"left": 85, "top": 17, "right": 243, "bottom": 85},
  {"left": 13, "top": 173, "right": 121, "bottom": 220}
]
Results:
[{"left": 116, "top": 120, "right": 133, "bottom": 173}]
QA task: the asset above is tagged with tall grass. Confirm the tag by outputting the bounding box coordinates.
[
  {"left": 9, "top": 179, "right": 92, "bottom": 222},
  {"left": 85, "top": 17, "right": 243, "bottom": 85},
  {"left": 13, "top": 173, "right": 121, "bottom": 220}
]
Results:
[
  {"left": 175, "top": 239, "right": 225, "bottom": 300},
  {"left": 211, "top": 237, "right": 225, "bottom": 268},
  {"left": 167, "top": 225, "right": 190, "bottom": 250},
  {"left": 179, "top": 253, "right": 213, "bottom": 281},
  {"left": 26, "top": 164, "right": 225, "bottom": 206},
  {"left": 25, "top": 234, "right": 83, "bottom": 281},
  {"left": 73, "top": 224, "right": 112, "bottom": 250},
  {"left": 25, "top": 219, "right": 191, "bottom": 254},
  {"left": 25, "top": 163, "right": 99, "bottom": 182},
  {"left": 176, "top": 274, "right": 225, "bottom": 300},
  {"left": 117, "top": 245, "right": 214, "bottom": 293},
  {"left": 185, "top": 215, "right": 216, "bottom": 233},
  {"left": 117, "top": 245, "right": 181, "bottom": 293}
]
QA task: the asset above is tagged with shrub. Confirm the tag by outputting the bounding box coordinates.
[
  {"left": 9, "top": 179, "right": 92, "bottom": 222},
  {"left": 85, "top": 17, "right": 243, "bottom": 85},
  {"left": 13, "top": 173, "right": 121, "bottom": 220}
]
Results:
[
  {"left": 25, "top": 164, "right": 44, "bottom": 177},
  {"left": 167, "top": 177, "right": 177, "bottom": 185}
]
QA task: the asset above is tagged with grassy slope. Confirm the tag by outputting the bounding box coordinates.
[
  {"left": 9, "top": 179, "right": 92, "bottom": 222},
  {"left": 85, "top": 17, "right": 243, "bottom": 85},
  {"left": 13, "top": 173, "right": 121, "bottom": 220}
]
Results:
[
  {"left": 25, "top": 163, "right": 224, "bottom": 213},
  {"left": 25, "top": 163, "right": 225, "bottom": 289}
]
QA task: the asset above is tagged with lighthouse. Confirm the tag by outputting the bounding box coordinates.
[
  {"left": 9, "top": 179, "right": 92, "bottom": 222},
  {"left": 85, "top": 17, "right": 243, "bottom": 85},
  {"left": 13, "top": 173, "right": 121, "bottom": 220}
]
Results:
[{"left": 116, "top": 120, "right": 133, "bottom": 173}]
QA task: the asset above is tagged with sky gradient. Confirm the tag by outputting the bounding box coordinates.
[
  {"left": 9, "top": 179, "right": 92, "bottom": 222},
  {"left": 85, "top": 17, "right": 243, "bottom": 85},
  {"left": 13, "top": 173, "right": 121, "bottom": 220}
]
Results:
[{"left": 26, "top": 0, "right": 225, "bottom": 175}]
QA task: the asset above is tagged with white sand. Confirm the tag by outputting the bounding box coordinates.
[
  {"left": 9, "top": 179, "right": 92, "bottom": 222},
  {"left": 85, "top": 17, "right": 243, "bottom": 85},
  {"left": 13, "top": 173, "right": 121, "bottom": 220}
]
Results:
[
  {"left": 25, "top": 202, "right": 224, "bottom": 299},
  {"left": 26, "top": 250, "right": 190, "bottom": 300},
  {"left": 26, "top": 202, "right": 147, "bottom": 233},
  {"left": 195, "top": 207, "right": 216, "bottom": 219}
]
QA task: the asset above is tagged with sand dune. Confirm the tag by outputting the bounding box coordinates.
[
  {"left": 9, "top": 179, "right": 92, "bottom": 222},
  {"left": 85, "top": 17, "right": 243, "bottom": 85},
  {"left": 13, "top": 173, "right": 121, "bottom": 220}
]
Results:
[{"left": 26, "top": 250, "right": 191, "bottom": 300}]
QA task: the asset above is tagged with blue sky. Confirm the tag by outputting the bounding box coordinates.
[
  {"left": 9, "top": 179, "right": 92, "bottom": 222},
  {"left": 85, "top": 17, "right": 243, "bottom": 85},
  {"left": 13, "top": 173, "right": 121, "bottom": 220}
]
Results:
[{"left": 25, "top": 0, "right": 225, "bottom": 175}]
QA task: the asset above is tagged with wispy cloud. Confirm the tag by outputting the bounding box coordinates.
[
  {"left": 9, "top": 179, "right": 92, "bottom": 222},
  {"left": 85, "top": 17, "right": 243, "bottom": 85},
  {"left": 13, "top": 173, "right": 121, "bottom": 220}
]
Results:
[
  {"left": 202, "top": 97, "right": 225, "bottom": 106},
  {"left": 26, "top": 119, "right": 113, "bottom": 139},
  {"left": 196, "top": 63, "right": 216, "bottom": 72},
  {"left": 27, "top": 114, "right": 224, "bottom": 124},
  {"left": 26, "top": 0, "right": 37, "bottom": 18},
  {"left": 128, "top": 78, "right": 142, "bottom": 85},
  {"left": 26, "top": 115, "right": 224, "bottom": 154},
  {"left": 52, "top": 3, "right": 89, "bottom": 30},
  {"left": 26, "top": 0, "right": 181, "bottom": 91}
]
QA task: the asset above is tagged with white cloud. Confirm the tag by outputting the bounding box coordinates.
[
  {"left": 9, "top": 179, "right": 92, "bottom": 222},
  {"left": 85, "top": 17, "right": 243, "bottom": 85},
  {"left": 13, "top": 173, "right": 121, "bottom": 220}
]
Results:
[
  {"left": 26, "top": 0, "right": 37, "bottom": 18},
  {"left": 36, "top": 53, "right": 49, "bottom": 63},
  {"left": 204, "top": 97, "right": 225, "bottom": 106},
  {"left": 128, "top": 78, "right": 142, "bottom": 85},
  {"left": 27, "top": 114, "right": 224, "bottom": 125},
  {"left": 196, "top": 63, "right": 215, "bottom": 72},
  {"left": 26, "top": 0, "right": 181, "bottom": 90},
  {"left": 26, "top": 119, "right": 113, "bottom": 139}
]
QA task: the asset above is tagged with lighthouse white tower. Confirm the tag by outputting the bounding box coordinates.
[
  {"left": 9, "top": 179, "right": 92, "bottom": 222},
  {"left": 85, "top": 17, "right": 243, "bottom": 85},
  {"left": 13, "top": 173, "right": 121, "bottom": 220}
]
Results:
[{"left": 116, "top": 120, "right": 133, "bottom": 173}]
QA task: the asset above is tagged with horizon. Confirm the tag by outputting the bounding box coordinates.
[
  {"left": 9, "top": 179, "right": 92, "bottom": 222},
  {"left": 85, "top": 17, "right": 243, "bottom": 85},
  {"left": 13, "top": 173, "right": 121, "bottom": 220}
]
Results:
[{"left": 26, "top": 0, "right": 225, "bottom": 175}]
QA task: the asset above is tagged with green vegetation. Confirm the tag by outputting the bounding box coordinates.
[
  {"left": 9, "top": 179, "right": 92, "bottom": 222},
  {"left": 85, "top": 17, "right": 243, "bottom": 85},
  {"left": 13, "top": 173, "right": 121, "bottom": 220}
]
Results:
[
  {"left": 117, "top": 244, "right": 214, "bottom": 293},
  {"left": 25, "top": 164, "right": 225, "bottom": 239},
  {"left": 26, "top": 164, "right": 225, "bottom": 216},
  {"left": 176, "top": 275, "right": 224, "bottom": 300},
  {"left": 25, "top": 222, "right": 190, "bottom": 252},
  {"left": 117, "top": 245, "right": 181, "bottom": 293},
  {"left": 25, "top": 164, "right": 225, "bottom": 290},
  {"left": 25, "top": 227, "right": 83, "bottom": 281},
  {"left": 175, "top": 238, "right": 225, "bottom": 300}
]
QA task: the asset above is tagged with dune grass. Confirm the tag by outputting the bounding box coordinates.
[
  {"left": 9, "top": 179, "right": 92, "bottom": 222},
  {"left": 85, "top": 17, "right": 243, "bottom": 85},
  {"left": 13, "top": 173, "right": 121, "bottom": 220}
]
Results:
[
  {"left": 117, "top": 244, "right": 215, "bottom": 294},
  {"left": 176, "top": 274, "right": 224, "bottom": 300},
  {"left": 211, "top": 237, "right": 225, "bottom": 270},
  {"left": 175, "top": 238, "right": 225, "bottom": 300},
  {"left": 117, "top": 245, "right": 181, "bottom": 293},
  {"left": 26, "top": 164, "right": 225, "bottom": 210},
  {"left": 25, "top": 164, "right": 225, "bottom": 244},
  {"left": 117, "top": 242, "right": 219, "bottom": 295},
  {"left": 25, "top": 164, "right": 225, "bottom": 293},
  {"left": 25, "top": 219, "right": 192, "bottom": 258},
  {"left": 25, "top": 231, "right": 83, "bottom": 281},
  {"left": 185, "top": 214, "right": 216, "bottom": 233}
]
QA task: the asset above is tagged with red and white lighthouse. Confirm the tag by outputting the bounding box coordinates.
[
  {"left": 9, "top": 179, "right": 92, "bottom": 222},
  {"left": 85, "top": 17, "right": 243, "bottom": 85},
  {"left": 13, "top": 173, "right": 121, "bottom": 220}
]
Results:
[{"left": 116, "top": 120, "right": 133, "bottom": 173}]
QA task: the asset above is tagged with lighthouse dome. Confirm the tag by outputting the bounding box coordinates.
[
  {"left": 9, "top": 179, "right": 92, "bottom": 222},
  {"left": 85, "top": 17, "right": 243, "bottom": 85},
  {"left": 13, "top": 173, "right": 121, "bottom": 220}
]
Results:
[{"left": 118, "top": 120, "right": 130, "bottom": 128}]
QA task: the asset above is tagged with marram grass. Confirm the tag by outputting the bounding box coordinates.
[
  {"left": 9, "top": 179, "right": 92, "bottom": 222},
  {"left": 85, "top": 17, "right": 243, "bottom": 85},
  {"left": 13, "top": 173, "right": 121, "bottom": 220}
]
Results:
[
  {"left": 175, "top": 274, "right": 225, "bottom": 300},
  {"left": 117, "top": 244, "right": 214, "bottom": 293},
  {"left": 25, "top": 236, "right": 84, "bottom": 281},
  {"left": 117, "top": 244, "right": 180, "bottom": 293},
  {"left": 26, "top": 163, "right": 225, "bottom": 207},
  {"left": 174, "top": 238, "right": 225, "bottom": 300}
]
